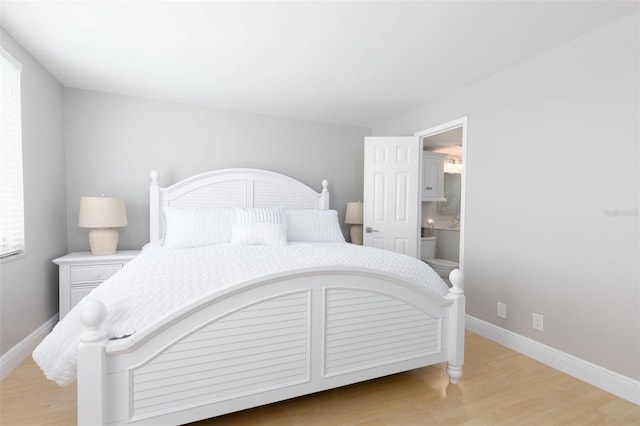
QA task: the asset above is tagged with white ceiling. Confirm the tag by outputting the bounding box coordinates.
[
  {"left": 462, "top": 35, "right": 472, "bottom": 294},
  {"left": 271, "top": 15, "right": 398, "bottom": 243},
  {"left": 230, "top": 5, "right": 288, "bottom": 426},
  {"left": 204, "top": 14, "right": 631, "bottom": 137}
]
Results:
[
  {"left": 1, "top": 1, "right": 637, "bottom": 128},
  {"left": 424, "top": 127, "right": 462, "bottom": 149},
  {"left": 424, "top": 127, "right": 463, "bottom": 157}
]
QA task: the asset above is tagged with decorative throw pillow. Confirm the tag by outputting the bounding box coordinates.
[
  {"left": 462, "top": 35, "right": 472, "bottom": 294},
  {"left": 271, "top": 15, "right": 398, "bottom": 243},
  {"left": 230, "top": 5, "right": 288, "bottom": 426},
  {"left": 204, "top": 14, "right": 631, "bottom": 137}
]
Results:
[
  {"left": 231, "top": 207, "right": 288, "bottom": 245},
  {"left": 230, "top": 223, "right": 288, "bottom": 245}
]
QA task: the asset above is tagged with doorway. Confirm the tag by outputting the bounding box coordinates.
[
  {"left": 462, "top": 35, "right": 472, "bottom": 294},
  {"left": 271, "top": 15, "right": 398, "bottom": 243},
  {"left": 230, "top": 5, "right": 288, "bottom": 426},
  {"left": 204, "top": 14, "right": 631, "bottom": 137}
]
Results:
[{"left": 415, "top": 117, "right": 468, "bottom": 271}]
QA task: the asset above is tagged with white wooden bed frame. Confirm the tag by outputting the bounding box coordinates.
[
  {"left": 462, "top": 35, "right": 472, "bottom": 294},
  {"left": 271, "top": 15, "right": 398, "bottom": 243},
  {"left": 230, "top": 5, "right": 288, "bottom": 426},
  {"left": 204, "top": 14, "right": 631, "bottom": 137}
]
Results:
[{"left": 77, "top": 168, "right": 465, "bottom": 425}]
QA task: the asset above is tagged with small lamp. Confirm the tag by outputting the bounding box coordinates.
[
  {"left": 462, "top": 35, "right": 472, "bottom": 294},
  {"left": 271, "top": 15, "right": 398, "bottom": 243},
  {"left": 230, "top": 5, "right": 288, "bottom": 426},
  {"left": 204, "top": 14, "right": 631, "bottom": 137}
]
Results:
[
  {"left": 78, "top": 196, "right": 127, "bottom": 255},
  {"left": 345, "top": 201, "right": 363, "bottom": 245}
]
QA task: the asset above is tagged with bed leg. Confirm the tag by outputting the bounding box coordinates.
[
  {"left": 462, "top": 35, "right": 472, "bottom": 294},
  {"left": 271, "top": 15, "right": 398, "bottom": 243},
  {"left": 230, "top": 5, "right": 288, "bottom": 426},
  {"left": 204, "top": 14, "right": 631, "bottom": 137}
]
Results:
[
  {"left": 78, "top": 300, "right": 108, "bottom": 426},
  {"left": 447, "top": 269, "right": 465, "bottom": 385},
  {"left": 446, "top": 364, "right": 463, "bottom": 384}
]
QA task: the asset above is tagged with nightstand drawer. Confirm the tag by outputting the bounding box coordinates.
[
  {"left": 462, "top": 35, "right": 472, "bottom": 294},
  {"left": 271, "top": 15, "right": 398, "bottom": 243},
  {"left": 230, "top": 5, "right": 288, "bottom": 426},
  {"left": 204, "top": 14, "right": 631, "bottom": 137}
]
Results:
[
  {"left": 71, "top": 285, "right": 98, "bottom": 308},
  {"left": 70, "top": 264, "right": 123, "bottom": 283}
]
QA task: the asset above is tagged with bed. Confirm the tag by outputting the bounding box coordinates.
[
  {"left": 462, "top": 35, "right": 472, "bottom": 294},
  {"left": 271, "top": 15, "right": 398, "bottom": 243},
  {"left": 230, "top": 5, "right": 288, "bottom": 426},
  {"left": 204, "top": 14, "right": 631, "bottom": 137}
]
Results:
[{"left": 35, "top": 168, "right": 465, "bottom": 425}]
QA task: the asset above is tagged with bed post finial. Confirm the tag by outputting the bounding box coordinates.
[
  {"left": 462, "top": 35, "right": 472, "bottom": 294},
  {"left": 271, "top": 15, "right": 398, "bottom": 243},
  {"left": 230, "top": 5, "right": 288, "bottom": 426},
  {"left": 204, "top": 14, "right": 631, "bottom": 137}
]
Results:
[
  {"left": 150, "top": 170, "right": 159, "bottom": 184},
  {"left": 78, "top": 300, "right": 108, "bottom": 425},
  {"left": 449, "top": 268, "right": 464, "bottom": 295},
  {"left": 319, "top": 179, "right": 330, "bottom": 210},
  {"left": 80, "top": 300, "right": 107, "bottom": 343}
]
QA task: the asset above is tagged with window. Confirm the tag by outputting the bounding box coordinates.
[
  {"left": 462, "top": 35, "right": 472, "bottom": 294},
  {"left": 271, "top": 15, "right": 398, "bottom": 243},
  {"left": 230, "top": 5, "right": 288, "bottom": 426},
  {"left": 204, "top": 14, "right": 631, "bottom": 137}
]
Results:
[{"left": 0, "top": 48, "right": 24, "bottom": 259}]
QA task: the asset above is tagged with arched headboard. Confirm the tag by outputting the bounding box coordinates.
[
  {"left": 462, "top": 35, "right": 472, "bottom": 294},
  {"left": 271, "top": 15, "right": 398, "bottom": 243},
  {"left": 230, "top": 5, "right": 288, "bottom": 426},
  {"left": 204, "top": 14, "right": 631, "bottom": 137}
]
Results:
[{"left": 149, "top": 169, "right": 330, "bottom": 242}]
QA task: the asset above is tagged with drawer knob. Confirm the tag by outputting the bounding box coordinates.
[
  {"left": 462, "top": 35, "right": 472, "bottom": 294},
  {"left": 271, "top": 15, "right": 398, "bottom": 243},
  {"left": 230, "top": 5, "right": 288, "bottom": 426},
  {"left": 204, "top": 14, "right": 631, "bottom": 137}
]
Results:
[{"left": 94, "top": 272, "right": 103, "bottom": 279}]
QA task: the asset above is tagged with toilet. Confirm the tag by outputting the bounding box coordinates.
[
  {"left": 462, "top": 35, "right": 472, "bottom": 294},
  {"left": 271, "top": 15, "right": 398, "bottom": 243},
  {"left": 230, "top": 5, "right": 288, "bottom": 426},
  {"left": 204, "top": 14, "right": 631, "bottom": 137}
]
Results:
[{"left": 421, "top": 236, "right": 459, "bottom": 284}]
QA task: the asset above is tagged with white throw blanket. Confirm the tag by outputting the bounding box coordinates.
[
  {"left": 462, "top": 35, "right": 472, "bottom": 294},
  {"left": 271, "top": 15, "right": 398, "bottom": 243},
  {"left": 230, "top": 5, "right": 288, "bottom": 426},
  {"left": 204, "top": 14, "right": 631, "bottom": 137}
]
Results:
[{"left": 33, "top": 242, "right": 448, "bottom": 386}]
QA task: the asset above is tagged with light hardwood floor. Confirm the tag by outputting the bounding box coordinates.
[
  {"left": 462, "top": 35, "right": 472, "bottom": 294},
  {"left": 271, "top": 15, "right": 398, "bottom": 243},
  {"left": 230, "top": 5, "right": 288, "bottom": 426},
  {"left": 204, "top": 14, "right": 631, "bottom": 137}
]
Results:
[{"left": 1, "top": 331, "right": 638, "bottom": 425}]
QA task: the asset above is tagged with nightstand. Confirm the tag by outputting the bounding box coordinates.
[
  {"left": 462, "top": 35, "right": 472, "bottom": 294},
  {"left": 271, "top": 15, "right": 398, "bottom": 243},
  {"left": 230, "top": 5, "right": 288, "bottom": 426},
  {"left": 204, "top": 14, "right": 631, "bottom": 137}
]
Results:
[{"left": 53, "top": 250, "right": 140, "bottom": 319}]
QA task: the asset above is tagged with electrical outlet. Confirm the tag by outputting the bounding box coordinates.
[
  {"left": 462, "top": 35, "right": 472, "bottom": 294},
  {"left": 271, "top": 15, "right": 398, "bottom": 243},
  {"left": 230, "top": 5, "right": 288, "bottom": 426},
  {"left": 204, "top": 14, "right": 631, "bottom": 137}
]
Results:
[
  {"left": 497, "top": 302, "right": 507, "bottom": 319},
  {"left": 532, "top": 313, "right": 544, "bottom": 331}
]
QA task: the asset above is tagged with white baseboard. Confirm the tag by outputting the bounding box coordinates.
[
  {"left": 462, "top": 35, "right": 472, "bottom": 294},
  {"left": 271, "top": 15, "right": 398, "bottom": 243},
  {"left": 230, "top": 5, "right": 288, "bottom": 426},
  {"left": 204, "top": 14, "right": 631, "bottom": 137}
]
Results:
[
  {"left": 466, "top": 315, "right": 640, "bottom": 405},
  {"left": 0, "top": 314, "right": 58, "bottom": 381}
]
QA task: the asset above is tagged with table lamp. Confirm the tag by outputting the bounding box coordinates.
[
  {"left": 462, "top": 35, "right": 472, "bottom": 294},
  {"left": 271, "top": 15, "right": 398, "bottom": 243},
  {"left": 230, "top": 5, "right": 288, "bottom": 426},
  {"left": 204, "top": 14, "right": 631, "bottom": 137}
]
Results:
[
  {"left": 345, "top": 201, "right": 363, "bottom": 245},
  {"left": 78, "top": 196, "right": 127, "bottom": 255}
]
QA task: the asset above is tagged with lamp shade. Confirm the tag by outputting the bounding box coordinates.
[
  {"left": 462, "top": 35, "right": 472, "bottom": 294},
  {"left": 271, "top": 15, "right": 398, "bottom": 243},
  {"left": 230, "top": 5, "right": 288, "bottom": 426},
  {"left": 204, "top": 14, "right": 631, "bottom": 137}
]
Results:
[
  {"left": 78, "top": 196, "right": 128, "bottom": 228},
  {"left": 345, "top": 201, "right": 363, "bottom": 225}
]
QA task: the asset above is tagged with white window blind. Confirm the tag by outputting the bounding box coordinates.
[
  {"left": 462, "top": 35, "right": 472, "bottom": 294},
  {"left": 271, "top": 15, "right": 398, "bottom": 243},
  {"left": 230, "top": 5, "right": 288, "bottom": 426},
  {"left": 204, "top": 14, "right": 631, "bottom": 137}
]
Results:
[{"left": 0, "top": 48, "right": 24, "bottom": 259}]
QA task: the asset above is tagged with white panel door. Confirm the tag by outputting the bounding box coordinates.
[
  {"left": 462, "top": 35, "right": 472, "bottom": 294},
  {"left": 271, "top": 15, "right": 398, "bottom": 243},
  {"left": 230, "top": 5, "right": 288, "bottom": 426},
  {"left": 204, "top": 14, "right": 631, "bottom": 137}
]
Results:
[{"left": 363, "top": 136, "right": 421, "bottom": 257}]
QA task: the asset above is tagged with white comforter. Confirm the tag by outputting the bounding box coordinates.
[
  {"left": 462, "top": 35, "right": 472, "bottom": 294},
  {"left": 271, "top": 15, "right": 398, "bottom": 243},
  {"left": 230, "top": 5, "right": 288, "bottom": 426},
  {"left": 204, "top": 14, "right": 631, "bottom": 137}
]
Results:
[{"left": 33, "top": 242, "right": 448, "bottom": 386}]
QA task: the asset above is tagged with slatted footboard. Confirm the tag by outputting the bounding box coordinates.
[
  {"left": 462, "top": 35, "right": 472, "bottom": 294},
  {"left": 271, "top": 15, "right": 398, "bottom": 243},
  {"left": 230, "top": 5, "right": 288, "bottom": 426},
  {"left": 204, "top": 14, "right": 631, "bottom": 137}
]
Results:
[
  {"left": 77, "top": 269, "right": 464, "bottom": 425},
  {"left": 323, "top": 288, "right": 444, "bottom": 376}
]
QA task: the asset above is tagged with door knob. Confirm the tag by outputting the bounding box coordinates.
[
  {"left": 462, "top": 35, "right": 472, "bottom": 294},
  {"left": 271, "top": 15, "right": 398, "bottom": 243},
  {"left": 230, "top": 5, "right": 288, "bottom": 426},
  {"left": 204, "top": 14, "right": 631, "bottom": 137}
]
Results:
[{"left": 365, "top": 227, "right": 379, "bottom": 233}]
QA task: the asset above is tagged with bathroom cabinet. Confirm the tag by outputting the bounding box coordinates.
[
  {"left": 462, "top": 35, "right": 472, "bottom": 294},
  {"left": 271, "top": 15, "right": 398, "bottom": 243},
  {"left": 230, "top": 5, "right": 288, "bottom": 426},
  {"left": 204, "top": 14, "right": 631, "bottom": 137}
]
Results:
[{"left": 422, "top": 151, "right": 446, "bottom": 201}]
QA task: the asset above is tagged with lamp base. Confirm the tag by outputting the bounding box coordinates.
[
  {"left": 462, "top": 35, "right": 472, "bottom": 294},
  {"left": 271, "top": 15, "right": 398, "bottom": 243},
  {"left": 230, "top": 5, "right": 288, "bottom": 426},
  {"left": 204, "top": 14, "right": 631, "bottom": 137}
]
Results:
[
  {"left": 88, "top": 228, "right": 119, "bottom": 255},
  {"left": 350, "top": 225, "right": 363, "bottom": 245}
]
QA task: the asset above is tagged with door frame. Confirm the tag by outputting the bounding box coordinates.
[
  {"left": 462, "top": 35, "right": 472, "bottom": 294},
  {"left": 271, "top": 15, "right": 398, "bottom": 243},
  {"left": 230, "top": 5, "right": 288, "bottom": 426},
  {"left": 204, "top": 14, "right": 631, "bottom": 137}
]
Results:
[{"left": 415, "top": 116, "right": 468, "bottom": 272}]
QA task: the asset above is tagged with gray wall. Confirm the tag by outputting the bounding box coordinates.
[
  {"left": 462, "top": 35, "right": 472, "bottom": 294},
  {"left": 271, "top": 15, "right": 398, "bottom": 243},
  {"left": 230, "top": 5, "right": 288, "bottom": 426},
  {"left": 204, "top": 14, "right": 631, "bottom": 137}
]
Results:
[
  {"left": 64, "top": 89, "right": 370, "bottom": 251},
  {"left": 373, "top": 14, "right": 639, "bottom": 380},
  {"left": 0, "top": 30, "right": 67, "bottom": 355}
]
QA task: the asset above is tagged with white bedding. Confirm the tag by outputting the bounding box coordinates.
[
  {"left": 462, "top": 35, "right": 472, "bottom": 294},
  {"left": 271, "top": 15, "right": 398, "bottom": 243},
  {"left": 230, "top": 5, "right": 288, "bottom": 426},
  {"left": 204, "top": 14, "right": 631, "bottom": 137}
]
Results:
[{"left": 33, "top": 242, "right": 448, "bottom": 386}]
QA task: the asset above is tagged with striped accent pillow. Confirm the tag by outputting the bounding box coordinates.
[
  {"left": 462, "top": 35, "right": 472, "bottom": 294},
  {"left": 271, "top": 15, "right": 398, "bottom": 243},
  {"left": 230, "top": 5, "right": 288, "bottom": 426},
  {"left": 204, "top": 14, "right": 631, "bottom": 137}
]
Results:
[
  {"left": 231, "top": 207, "right": 288, "bottom": 245},
  {"left": 234, "top": 207, "right": 287, "bottom": 225}
]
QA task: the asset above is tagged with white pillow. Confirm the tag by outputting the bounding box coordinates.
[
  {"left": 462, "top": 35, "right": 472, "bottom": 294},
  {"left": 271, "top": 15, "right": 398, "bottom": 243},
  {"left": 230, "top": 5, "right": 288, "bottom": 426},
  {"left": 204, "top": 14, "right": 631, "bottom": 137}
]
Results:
[
  {"left": 286, "top": 209, "right": 345, "bottom": 242},
  {"left": 234, "top": 207, "right": 287, "bottom": 225},
  {"left": 231, "top": 207, "right": 288, "bottom": 245},
  {"left": 163, "top": 207, "right": 234, "bottom": 248},
  {"left": 231, "top": 223, "right": 288, "bottom": 245}
]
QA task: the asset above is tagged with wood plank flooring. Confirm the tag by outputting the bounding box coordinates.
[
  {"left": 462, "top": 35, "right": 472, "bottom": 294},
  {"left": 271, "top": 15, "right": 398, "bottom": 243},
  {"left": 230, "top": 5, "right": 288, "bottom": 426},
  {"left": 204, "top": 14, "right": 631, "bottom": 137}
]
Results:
[{"left": 1, "top": 331, "right": 638, "bottom": 425}]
